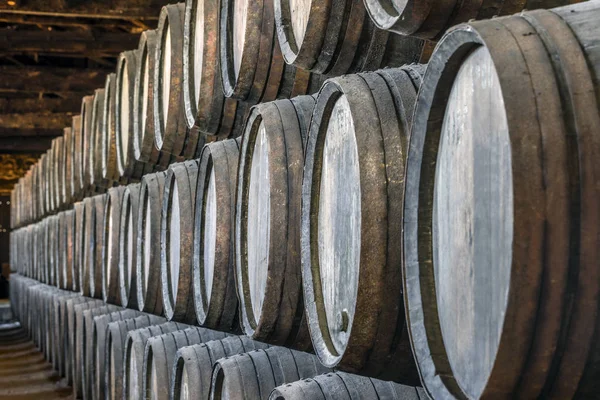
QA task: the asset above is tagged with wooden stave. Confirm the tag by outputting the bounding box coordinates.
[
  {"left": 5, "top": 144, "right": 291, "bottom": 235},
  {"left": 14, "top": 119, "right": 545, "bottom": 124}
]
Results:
[
  {"left": 193, "top": 139, "right": 240, "bottom": 331},
  {"left": 102, "top": 186, "right": 127, "bottom": 305},
  {"left": 81, "top": 95, "right": 95, "bottom": 195},
  {"left": 234, "top": 97, "right": 315, "bottom": 350},
  {"left": 269, "top": 371, "right": 427, "bottom": 400},
  {"left": 116, "top": 50, "right": 146, "bottom": 180},
  {"left": 66, "top": 296, "right": 95, "bottom": 387},
  {"left": 52, "top": 137, "right": 64, "bottom": 212},
  {"left": 170, "top": 336, "right": 270, "bottom": 400},
  {"left": 81, "top": 197, "right": 96, "bottom": 297},
  {"left": 142, "top": 327, "right": 230, "bottom": 400},
  {"left": 133, "top": 30, "right": 178, "bottom": 169},
  {"left": 401, "top": 6, "right": 600, "bottom": 399},
  {"left": 119, "top": 183, "right": 142, "bottom": 309},
  {"left": 210, "top": 346, "right": 331, "bottom": 399},
  {"left": 74, "top": 201, "right": 86, "bottom": 294},
  {"left": 90, "top": 89, "right": 110, "bottom": 192},
  {"left": 63, "top": 126, "right": 74, "bottom": 207},
  {"left": 72, "top": 299, "right": 106, "bottom": 399},
  {"left": 81, "top": 305, "right": 122, "bottom": 400},
  {"left": 91, "top": 309, "right": 142, "bottom": 400},
  {"left": 300, "top": 68, "right": 424, "bottom": 380},
  {"left": 101, "top": 73, "right": 121, "bottom": 185},
  {"left": 72, "top": 115, "right": 84, "bottom": 202},
  {"left": 92, "top": 194, "right": 108, "bottom": 300},
  {"left": 62, "top": 209, "right": 76, "bottom": 291},
  {"left": 160, "top": 160, "right": 200, "bottom": 323},
  {"left": 53, "top": 291, "right": 80, "bottom": 376},
  {"left": 182, "top": 0, "right": 233, "bottom": 140},
  {"left": 104, "top": 315, "right": 167, "bottom": 400},
  {"left": 153, "top": 4, "right": 189, "bottom": 158},
  {"left": 122, "top": 322, "right": 190, "bottom": 400},
  {"left": 136, "top": 171, "right": 168, "bottom": 314},
  {"left": 363, "top": 0, "right": 574, "bottom": 39}
]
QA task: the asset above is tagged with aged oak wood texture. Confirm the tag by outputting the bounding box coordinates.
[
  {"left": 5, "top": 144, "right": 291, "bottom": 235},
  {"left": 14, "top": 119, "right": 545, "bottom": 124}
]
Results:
[
  {"left": 193, "top": 139, "right": 240, "bottom": 331},
  {"left": 270, "top": 371, "right": 428, "bottom": 400},
  {"left": 161, "top": 160, "right": 199, "bottom": 323},
  {"left": 403, "top": 3, "right": 600, "bottom": 399},
  {"left": 123, "top": 322, "right": 190, "bottom": 400},
  {"left": 170, "top": 336, "right": 270, "bottom": 400},
  {"left": 235, "top": 96, "right": 315, "bottom": 350},
  {"left": 274, "top": 0, "right": 428, "bottom": 74},
  {"left": 142, "top": 327, "right": 229, "bottom": 400},
  {"left": 136, "top": 171, "right": 168, "bottom": 315},
  {"left": 102, "top": 186, "right": 127, "bottom": 305},
  {"left": 210, "top": 346, "right": 330, "bottom": 400},
  {"left": 119, "top": 183, "right": 142, "bottom": 309},
  {"left": 301, "top": 66, "right": 424, "bottom": 381},
  {"left": 101, "top": 73, "right": 121, "bottom": 185},
  {"left": 105, "top": 315, "right": 167, "bottom": 400},
  {"left": 363, "top": 0, "right": 578, "bottom": 39}
]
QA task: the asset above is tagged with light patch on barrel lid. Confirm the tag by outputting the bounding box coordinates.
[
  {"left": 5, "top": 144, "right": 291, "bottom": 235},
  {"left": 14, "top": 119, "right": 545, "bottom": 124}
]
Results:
[
  {"left": 318, "top": 94, "right": 360, "bottom": 355},
  {"left": 169, "top": 179, "right": 181, "bottom": 303},
  {"left": 161, "top": 26, "right": 173, "bottom": 132},
  {"left": 203, "top": 167, "right": 217, "bottom": 303},
  {"left": 120, "top": 62, "right": 130, "bottom": 163},
  {"left": 289, "top": 0, "right": 311, "bottom": 48},
  {"left": 433, "top": 45, "right": 512, "bottom": 400},
  {"left": 233, "top": 0, "right": 249, "bottom": 78},
  {"left": 193, "top": 0, "right": 205, "bottom": 104}
]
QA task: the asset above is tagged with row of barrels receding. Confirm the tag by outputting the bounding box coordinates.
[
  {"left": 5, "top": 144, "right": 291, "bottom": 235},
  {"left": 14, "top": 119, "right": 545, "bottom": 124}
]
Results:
[
  {"left": 11, "top": 62, "right": 426, "bottom": 383},
  {"left": 10, "top": 276, "right": 427, "bottom": 400},
  {"left": 10, "top": 1, "right": 600, "bottom": 399},
  {"left": 10, "top": 0, "right": 441, "bottom": 230}
]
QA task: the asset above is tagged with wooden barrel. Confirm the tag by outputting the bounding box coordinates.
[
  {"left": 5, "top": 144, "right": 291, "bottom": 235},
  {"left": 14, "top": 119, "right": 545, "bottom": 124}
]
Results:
[
  {"left": 171, "top": 336, "right": 269, "bottom": 400},
  {"left": 143, "top": 327, "right": 229, "bottom": 400},
  {"left": 134, "top": 29, "right": 179, "bottom": 169},
  {"left": 403, "top": 4, "right": 600, "bottom": 399},
  {"left": 66, "top": 297, "right": 97, "bottom": 387},
  {"left": 235, "top": 96, "right": 315, "bottom": 349},
  {"left": 211, "top": 346, "right": 330, "bottom": 400},
  {"left": 136, "top": 171, "right": 168, "bottom": 314},
  {"left": 81, "top": 95, "right": 95, "bottom": 194},
  {"left": 363, "top": 0, "right": 575, "bottom": 39},
  {"left": 63, "top": 126, "right": 73, "bottom": 206},
  {"left": 116, "top": 50, "right": 150, "bottom": 180},
  {"left": 161, "top": 160, "right": 199, "bottom": 322},
  {"left": 123, "top": 322, "right": 190, "bottom": 400},
  {"left": 92, "top": 194, "right": 108, "bottom": 299},
  {"left": 81, "top": 305, "right": 122, "bottom": 400},
  {"left": 273, "top": 0, "right": 428, "bottom": 75},
  {"left": 101, "top": 73, "right": 121, "bottom": 184},
  {"left": 72, "top": 115, "right": 84, "bottom": 201},
  {"left": 53, "top": 291, "right": 80, "bottom": 377},
  {"left": 183, "top": 0, "right": 239, "bottom": 140},
  {"left": 72, "top": 299, "right": 105, "bottom": 399},
  {"left": 74, "top": 202, "right": 85, "bottom": 293},
  {"left": 90, "top": 89, "right": 109, "bottom": 192},
  {"left": 154, "top": 4, "right": 193, "bottom": 158},
  {"left": 91, "top": 310, "right": 142, "bottom": 400},
  {"left": 219, "top": 0, "right": 321, "bottom": 104},
  {"left": 103, "top": 186, "right": 127, "bottom": 305},
  {"left": 81, "top": 197, "right": 96, "bottom": 297},
  {"left": 105, "top": 315, "right": 166, "bottom": 400},
  {"left": 119, "top": 183, "right": 142, "bottom": 309},
  {"left": 300, "top": 66, "right": 425, "bottom": 381},
  {"left": 192, "top": 139, "right": 239, "bottom": 331},
  {"left": 270, "top": 372, "right": 427, "bottom": 400}
]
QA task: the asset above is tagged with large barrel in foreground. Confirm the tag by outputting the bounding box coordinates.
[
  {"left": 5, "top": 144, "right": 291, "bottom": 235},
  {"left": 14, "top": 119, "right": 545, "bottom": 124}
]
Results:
[
  {"left": 301, "top": 66, "right": 425, "bottom": 382},
  {"left": 403, "top": 3, "right": 600, "bottom": 399},
  {"left": 235, "top": 96, "right": 315, "bottom": 350}
]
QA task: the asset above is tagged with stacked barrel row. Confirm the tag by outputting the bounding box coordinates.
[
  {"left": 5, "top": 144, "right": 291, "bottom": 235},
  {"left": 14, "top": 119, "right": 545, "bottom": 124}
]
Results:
[
  {"left": 10, "top": 1, "right": 600, "bottom": 400},
  {"left": 9, "top": 275, "right": 426, "bottom": 400},
  {"left": 10, "top": 0, "right": 436, "bottom": 230}
]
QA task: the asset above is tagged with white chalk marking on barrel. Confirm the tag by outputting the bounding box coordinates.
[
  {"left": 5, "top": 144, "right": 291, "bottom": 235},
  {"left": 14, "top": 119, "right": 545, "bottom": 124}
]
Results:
[
  {"left": 318, "top": 94, "right": 360, "bottom": 355},
  {"left": 433, "top": 45, "right": 513, "bottom": 400},
  {"left": 247, "top": 122, "right": 270, "bottom": 322}
]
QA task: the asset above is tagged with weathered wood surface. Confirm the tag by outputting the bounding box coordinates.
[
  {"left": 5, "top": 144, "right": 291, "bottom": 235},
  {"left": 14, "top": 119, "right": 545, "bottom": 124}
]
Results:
[
  {"left": 102, "top": 186, "right": 127, "bottom": 305},
  {"left": 193, "top": 139, "right": 239, "bottom": 331},
  {"left": 301, "top": 67, "right": 424, "bottom": 381},
  {"left": 119, "top": 183, "right": 142, "bottom": 309},
  {"left": 403, "top": 4, "right": 600, "bottom": 399},
  {"left": 101, "top": 73, "right": 120, "bottom": 184}
]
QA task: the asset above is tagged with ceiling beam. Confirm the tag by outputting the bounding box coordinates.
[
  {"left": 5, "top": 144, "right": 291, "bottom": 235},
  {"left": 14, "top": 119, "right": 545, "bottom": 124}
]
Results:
[
  {"left": 0, "top": 29, "right": 141, "bottom": 57},
  {"left": 0, "top": 112, "right": 74, "bottom": 131},
  {"left": 0, "top": 136, "right": 53, "bottom": 152},
  {"left": 0, "top": 97, "right": 81, "bottom": 114},
  {"left": 0, "top": 0, "right": 164, "bottom": 20},
  {"left": 0, "top": 66, "right": 106, "bottom": 93}
]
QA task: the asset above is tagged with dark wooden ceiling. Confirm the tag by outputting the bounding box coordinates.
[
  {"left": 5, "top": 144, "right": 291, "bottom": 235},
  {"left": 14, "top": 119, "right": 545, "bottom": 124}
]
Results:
[{"left": 0, "top": 0, "right": 163, "bottom": 193}]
